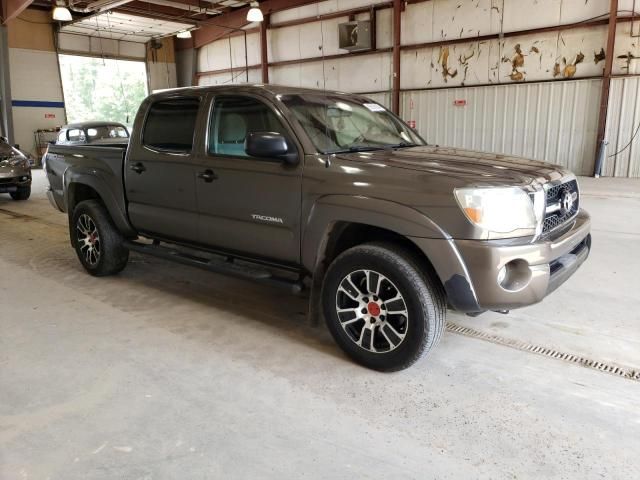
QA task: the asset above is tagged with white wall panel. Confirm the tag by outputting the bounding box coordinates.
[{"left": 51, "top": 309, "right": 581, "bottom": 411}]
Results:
[
  {"left": 271, "top": 0, "right": 388, "bottom": 24},
  {"left": 604, "top": 77, "right": 640, "bottom": 178},
  {"left": 269, "top": 52, "right": 392, "bottom": 92},
  {"left": 198, "top": 32, "right": 260, "bottom": 72},
  {"left": 8, "top": 48, "right": 66, "bottom": 155},
  {"left": 9, "top": 49, "right": 63, "bottom": 102},
  {"left": 401, "top": 79, "right": 601, "bottom": 175},
  {"left": 198, "top": 68, "right": 261, "bottom": 86}
]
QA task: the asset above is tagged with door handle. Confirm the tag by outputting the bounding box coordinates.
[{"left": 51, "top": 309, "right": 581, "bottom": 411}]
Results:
[
  {"left": 130, "top": 162, "right": 146, "bottom": 174},
  {"left": 197, "top": 169, "right": 217, "bottom": 183}
]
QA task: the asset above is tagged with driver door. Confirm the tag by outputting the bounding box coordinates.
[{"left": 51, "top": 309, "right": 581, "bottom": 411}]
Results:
[{"left": 193, "top": 94, "right": 303, "bottom": 264}]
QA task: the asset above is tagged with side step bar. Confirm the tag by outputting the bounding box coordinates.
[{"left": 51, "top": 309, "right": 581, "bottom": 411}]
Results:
[{"left": 124, "top": 240, "right": 304, "bottom": 294}]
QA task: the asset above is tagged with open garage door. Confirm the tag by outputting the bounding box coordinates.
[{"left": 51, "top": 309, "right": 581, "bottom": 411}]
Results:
[{"left": 58, "top": 54, "right": 148, "bottom": 127}]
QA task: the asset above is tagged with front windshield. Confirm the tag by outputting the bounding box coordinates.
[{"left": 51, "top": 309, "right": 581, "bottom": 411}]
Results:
[{"left": 281, "top": 94, "right": 425, "bottom": 153}]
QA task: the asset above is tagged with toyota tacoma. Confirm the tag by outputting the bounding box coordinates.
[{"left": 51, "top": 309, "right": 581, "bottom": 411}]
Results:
[{"left": 44, "top": 85, "right": 591, "bottom": 371}]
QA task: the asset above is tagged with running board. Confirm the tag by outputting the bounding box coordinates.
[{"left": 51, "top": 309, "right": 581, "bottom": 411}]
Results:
[{"left": 124, "top": 240, "right": 304, "bottom": 294}]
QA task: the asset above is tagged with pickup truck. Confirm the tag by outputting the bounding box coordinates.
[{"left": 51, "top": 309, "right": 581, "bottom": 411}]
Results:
[{"left": 45, "top": 85, "right": 591, "bottom": 371}]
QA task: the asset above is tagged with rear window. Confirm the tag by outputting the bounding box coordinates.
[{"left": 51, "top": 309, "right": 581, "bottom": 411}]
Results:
[
  {"left": 142, "top": 98, "right": 200, "bottom": 152},
  {"left": 87, "top": 125, "right": 129, "bottom": 140}
]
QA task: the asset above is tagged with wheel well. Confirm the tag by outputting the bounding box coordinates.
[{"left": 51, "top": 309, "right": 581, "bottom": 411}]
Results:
[
  {"left": 321, "top": 222, "right": 443, "bottom": 287},
  {"left": 68, "top": 183, "right": 102, "bottom": 213}
]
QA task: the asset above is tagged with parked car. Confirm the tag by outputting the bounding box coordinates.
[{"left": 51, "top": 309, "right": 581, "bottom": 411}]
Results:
[
  {"left": 0, "top": 136, "right": 31, "bottom": 200},
  {"left": 44, "top": 85, "right": 591, "bottom": 371},
  {"left": 43, "top": 121, "right": 130, "bottom": 175}
]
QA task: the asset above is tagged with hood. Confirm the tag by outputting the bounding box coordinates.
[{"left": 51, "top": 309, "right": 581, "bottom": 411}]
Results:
[{"left": 337, "top": 145, "right": 567, "bottom": 187}]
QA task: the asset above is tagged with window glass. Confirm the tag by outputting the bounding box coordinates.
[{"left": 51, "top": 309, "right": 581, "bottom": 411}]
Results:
[
  {"left": 143, "top": 98, "right": 200, "bottom": 152},
  {"left": 209, "top": 96, "right": 288, "bottom": 157},
  {"left": 67, "top": 129, "right": 86, "bottom": 142},
  {"left": 87, "top": 126, "right": 129, "bottom": 140},
  {"left": 281, "top": 94, "right": 424, "bottom": 154},
  {"left": 57, "top": 131, "right": 67, "bottom": 143}
]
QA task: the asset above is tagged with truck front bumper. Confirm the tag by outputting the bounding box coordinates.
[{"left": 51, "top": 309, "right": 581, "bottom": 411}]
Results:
[{"left": 411, "top": 210, "right": 591, "bottom": 313}]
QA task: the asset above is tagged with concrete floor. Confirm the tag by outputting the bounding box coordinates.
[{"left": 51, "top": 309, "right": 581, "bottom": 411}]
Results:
[{"left": 1, "top": 171, "right": 639, "bottom": 479}]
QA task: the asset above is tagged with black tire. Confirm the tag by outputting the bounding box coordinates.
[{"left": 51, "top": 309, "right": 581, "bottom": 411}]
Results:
[
  {"left": 71, "top": 200, "right": 129, "bottom": 276},
  {"left": 10, "top": 186, "right": 30, "bottom": 201},
  {"left": 322, "top": 242, "right": 446, "bottom": 372}
]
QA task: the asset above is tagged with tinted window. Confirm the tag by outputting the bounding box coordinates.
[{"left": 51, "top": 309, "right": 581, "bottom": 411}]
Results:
[
  {"left": 143, "top": 98, "right": 200, "bottom": 152},
  {"left": 209, "top": 96, "right": 287, "bottom": 157}
]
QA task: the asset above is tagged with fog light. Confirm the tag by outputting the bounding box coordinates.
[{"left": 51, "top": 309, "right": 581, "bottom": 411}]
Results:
[
  {"left": 498, "top": 259, "right": 532, "bottom": 292},
  {"left": 20, "top": 176, "right": 28, "bottom": 181}
]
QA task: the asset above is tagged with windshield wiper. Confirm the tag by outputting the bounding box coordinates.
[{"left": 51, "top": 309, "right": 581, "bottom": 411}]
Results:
[
  {"left": 327, "top": 145, "right": 385, "bottom": 154},
  {"left": 388, "top": 142, "right": 419, "bottom": 149}
]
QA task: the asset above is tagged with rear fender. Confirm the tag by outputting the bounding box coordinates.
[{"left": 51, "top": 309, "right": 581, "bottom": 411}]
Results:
[{"left": 64, "top": 166, "right": 136, "bottom": 237}]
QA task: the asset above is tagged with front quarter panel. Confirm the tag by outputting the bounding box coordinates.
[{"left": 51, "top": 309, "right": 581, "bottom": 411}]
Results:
[{"left": 302, "top": 194, "right": 449, "bottom": 271}]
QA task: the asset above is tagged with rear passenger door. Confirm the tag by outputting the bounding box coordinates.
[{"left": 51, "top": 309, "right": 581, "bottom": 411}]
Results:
[
  {"left": 194, "top": 94, "right": 303, "bottom": 264},
  {"left": 125, "top": 96, "right": 202, "bottom": 244}
]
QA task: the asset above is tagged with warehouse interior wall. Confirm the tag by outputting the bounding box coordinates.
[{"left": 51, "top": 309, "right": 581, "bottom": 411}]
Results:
[
  {"left": 192, "top": 0, "right": 640, "bottom": 178},
  {"left": 6, "top": 9, "right": 66, "bottom": 157}
]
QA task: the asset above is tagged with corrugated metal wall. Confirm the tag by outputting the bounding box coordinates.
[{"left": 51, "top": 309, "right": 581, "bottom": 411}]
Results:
[
  {"left": 399, "top": 79, "right": 602, "bottom": 176},
  {"left": 604, "top": 77, "right": 640, "bottom": 178}
]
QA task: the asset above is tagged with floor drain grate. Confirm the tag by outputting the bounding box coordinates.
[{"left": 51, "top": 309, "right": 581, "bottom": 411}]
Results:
[{"left": 446, "top": 322, "right": 640, "bottom": 382}]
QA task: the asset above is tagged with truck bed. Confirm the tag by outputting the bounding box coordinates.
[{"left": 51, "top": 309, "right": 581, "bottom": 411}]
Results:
[{"left": 46, "top": 143, "right": 128, "bottom": 216}]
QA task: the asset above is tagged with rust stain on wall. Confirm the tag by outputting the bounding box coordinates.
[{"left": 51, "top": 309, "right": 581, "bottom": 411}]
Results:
[
  {"left": 563, "top": 52, "right": 584, "bottom": 78},
  {"left": 439, "top": 46, "right": 458, "bottom": 81},
  {"left": 508, "top": 44, "right": 526, "bottom": 81}
]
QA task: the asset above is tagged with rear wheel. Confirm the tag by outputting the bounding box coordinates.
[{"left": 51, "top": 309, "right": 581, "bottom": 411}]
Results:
[
  {"left": 71, "top": 200, "right": 129, "bottom": 276},
  {"left": 322, "top": 242, "right": 446, "bottom": 371},
  {"left": 10, "top": 186, "right": 30, "bottom": 201}
]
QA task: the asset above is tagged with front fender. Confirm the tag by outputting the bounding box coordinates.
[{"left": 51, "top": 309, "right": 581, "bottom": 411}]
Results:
[
  {"left": 64, "top": 166, "right": 136, "bottom": 237},
  {"left": 301, "top": 195, "right": 450, "bottom": 272}
]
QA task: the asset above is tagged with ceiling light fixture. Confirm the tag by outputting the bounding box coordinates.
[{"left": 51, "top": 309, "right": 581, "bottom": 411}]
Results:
[
  {"left": 246, "top": 1, "right": 263, "bottom": 22},
  {"left": 176, "top": 30, "right": 192, "bottom": 39},
  {"left": 52, "top": 3, "right": 72, "bottom": 21}
]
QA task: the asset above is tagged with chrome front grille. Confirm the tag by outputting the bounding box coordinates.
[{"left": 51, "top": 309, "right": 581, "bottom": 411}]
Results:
[{"left": 543, "top": 179, "right": 579, "bottom": 233}]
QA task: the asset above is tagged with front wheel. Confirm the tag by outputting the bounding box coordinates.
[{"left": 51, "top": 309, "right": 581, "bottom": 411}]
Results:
[
  {"left": 71, "top": 200, "right": 129, "bottom": 276},
  {"left": 322, "top": 242, "right": 446, "bottom": 372}
]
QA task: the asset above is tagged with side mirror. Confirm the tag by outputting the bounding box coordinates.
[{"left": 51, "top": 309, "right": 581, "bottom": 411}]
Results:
[{"left": 245, "top": 132, "right": 299, "bottom": 165}]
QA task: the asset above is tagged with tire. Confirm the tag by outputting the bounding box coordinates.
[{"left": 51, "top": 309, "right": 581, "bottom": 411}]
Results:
[
  {"left": 322, "top": 242, "right": 446, "bottom": 372},
  {"left": 10, "top": 186, "right": 30, "bottom": 201},
  {"left": 71, "top": 200, "right": 129, "bottom": 276}
]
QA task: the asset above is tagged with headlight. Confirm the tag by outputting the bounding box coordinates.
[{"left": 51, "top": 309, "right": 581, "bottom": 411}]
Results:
[{"left": 454, "top": 186, "right": 544, "bottom": 236}]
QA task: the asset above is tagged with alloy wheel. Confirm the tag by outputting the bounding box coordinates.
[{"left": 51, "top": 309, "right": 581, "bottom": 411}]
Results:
[
  {"left": 335, "top": 269, "right": 409, "bottom": 353},
  {"left": 76, "top": 213, "right": 101, "bottom": 266}
]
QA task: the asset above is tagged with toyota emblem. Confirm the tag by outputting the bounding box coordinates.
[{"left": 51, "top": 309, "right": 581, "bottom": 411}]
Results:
[{"left": 561, "top": 190, "right": 574, "bottom": 214}]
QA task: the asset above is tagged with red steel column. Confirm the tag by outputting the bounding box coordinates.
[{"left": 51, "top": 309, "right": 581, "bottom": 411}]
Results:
[
  {"left": 594, "top": 0, "right": 618, "bottom": 173},
  {"left": 260, "top": 14, "right": 270, "bottom": 84}
]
